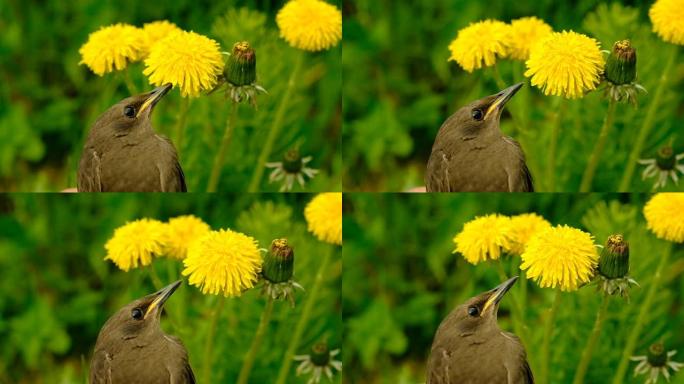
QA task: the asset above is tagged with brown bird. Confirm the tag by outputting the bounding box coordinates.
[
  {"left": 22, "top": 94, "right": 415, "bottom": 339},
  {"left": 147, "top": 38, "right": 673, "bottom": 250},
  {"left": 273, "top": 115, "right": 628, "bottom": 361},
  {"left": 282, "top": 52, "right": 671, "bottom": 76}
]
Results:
[
  {"left": 426, "top": 83, "right": 533, "bottom": 192},
  {"left": 427, "top": 276, "right": 533, "bottom": 384},
  {"left": 90, "top": 280, "right": 195, "bottom": 384},
  {"left": 78, "top": 84, "right": 186, "bottom": 192}
]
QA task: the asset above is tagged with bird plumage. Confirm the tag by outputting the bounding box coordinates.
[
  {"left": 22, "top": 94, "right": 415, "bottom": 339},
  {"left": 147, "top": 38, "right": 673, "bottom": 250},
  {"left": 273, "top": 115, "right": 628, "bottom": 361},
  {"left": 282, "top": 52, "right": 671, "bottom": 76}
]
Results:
[
  {"left": 90, "top": 281, "right": 194, "bottom": 384},
  {"left": 427, "top": 277, "right": 533, "bottom": 384},
  {"left": 426, "top": 83, "right": 533, "bottom": 192},
  {"left": 78, "top": 84, "right": 186, "bottom": 192}
]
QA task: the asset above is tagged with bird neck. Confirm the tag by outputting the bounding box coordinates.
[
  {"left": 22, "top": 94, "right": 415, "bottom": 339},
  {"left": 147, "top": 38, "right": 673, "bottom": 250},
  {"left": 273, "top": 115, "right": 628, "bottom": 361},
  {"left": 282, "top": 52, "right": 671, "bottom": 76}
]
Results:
[{"left": 467, "top": 124, "right": 502, "bottom": 144}]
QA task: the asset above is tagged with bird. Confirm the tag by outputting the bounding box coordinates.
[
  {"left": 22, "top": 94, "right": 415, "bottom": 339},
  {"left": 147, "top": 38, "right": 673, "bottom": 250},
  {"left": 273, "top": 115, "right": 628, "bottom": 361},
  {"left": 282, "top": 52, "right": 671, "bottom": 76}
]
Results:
[
  {"left": 89, "top": 280, "right": 195, "bottom": 384},
  {"left": 78, "top": 84, "right": 187, "bottom": 192},
  {"left": 426, "top": 83, "right": 533, "bottom": 192},
  {"left": 427, "top": 276, "right": 533, "bottom": 384}
]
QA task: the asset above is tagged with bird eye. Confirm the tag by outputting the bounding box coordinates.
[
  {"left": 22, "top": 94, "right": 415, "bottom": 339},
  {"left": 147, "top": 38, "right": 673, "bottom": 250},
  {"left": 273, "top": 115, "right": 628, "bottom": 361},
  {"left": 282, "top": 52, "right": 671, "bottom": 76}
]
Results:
[
  {"left": 131, "top": 308, "right": 144, "bottom": 320},
  {"left": 123, "top": 106, "right": 136, "bottom": 118},
  {"left": 467, "top": 306, "right": 479, "bottom": 317},
  {"left": 471, "top": 108, "right": 484, "bottom": 121}
]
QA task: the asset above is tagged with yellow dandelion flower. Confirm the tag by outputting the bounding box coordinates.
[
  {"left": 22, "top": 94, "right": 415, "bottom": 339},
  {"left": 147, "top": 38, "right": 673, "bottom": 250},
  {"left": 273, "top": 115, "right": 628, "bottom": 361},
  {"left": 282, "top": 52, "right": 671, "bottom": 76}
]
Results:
[
  {"left": 164, "top": 215, "right": 211, "bottom": 260},
  {"left": 649, "top": 0, "right": 684, "bottom": 45},
  {"left": 276, "top": 0, "right": 342, "bottom": 52},
  {"left": 79, "top": 23, "right": 145, "bottom": 76},
  {"left": 448, "top": 19, "right": 512, "bottom": 73},
  {"left": 520, "top": 225, "right": 598, "bottom": 291},
  {"left": 304, "top": 192, "right": 342, "bottom": 245},
  {"left": 182, "top": 229, "right": 262, "bottom": 297},
  {"left": 505, "top": 213, "right": 553, "bottom": 255},
  {"left": 143, "top": 30, "right": 223, "bottom": 97},
  {"left": 104, "top": 218, "right": 168, "bottom": 272},
  {"left": 644, "top": 193, "right": 684, "bottom": 242},
  {"left": 140, "top": 20, "right": 183, "bottom": 58},
  {"left": 453, "top": 214, "right": 513, "bottom": 264},
  {"left": 508, "top": 17, "right": 553, "bottom": 61},
  {"left": 524, "top": 30, "right": 605, "bottom": 99}
]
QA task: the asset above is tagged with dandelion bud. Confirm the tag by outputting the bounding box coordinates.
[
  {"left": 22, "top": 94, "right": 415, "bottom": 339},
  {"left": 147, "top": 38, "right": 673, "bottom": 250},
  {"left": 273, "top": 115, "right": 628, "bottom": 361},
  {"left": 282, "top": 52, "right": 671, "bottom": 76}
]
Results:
[
  {"left": 656, "top": 146, "right": 676, "bottom": 171},
  {"left": 310, "top": 342, "right": 331, "bottom": 367},
  {"left": 283, "top": 149, "right": 304, "bottom": 174},
  {"left": 605, "top": 40, "right": 637, "bottom": 85},
  {"left": 225, "top": 41, "right": 256, "bottom": 86},
  {"left": 598, "top": 234, "right": 629, "bottom": 279},
  {"left": 647, "top": 342, "right": 667, "bottom": 367},
  {"left": 263, "top": 238, "right": 294, "bottom": 283}
]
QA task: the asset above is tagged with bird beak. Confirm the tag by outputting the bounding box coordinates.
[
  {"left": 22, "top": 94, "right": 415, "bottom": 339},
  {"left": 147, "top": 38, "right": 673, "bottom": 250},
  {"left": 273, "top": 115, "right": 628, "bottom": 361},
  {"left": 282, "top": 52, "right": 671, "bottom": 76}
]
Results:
[
  {"left": 144, "top": 280, "right": 181, "bottom": 319},
  {"left": 481, "top": 276, "right": 518, "bottom": 314},
  {"left": 483, "top": 83, "right": 523, "bottom": 120},
  {"left": 136, "top": 83, "right": 172, "bottom": 118}
]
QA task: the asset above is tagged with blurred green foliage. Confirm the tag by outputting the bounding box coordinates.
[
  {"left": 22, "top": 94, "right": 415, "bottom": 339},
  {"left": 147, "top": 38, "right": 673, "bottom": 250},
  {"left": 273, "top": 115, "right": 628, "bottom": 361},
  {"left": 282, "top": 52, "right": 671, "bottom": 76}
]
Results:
[
  {"left": 343, "top": 193, "right": 684, "bottom": 383},
  {"left": 342, "top": 1, "right": 684, "bottom": 192},
  {"left": 0, "top": 193, "right": 341, "bottom": 383},
  {"left": 0, "top": 0, "right": 341, "bottom": 192}
]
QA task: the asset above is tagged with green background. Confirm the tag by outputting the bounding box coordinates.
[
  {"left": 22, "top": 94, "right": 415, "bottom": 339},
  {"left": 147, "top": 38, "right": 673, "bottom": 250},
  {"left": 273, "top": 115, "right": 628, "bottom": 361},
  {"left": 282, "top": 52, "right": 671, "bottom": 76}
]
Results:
[
  {"left": 343, "top": 0, "right": 683, "bottom": 192},
  {"left": 0, "top": 0, "right": 341, "bottom": 192},
  {"left": 0, "top": 193, "right": 341, "bottom": 383},
  {"left": 343, "top": 193, "right": 684, "bottom": 383}
]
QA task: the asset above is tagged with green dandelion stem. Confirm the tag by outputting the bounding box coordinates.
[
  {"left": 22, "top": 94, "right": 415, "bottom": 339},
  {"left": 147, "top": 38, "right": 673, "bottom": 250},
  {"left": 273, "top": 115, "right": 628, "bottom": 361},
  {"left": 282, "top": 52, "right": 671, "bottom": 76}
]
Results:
[
  {"left": 166, "top": 258, "right": 177, "bottom": 282},
  {"left": 207, "top": 102, "right": 239, "bottom": 192},
  {"left": 120, "top": 71, "right": 137, "bottom": 95},
  {"left": 248, "top": 51, "right": 304, "bottom": 192},
  {"left": 612, "top": 242, "right": 672, "bottom": 384},
  {"left": 618, "top": 46, "right": 677, "bottom": 191},
  {"left": 237, "top": 296, "right": 275, "bottom": 384},
  {"left": 491, "top": 65, "right": 507, "bottom": 90},
  {"left": 580, "top": 98, "right": 617, "bottom": 192},
  {"left": 546, "top": 97, "right": 564, "bottom": 192},
  {"left": 539, "top": 289, "right": 562, "bottom": 384},
  {"left": 491, "top": 65, "right": 523, "bottom": 135},
  {"left": 495, "top": 261, "right": 529, "bottom": 353},
  {"left": 201, "top": 297, "right": 225, "bottom": 384},
  {"left": 518, "top": 269, "right": 527, "bottom": 314},
  {"left": 573, "top": 294, "right": 610, "bottom": 384},
  {"left": 147, "top": 265, "right": 163, "bottom": 290},
  {"left": 275, "top": 246, "right": 333, "bottom": 384},
  {"left": 174, "top": 97, "right": 191, "bottom": 157}
]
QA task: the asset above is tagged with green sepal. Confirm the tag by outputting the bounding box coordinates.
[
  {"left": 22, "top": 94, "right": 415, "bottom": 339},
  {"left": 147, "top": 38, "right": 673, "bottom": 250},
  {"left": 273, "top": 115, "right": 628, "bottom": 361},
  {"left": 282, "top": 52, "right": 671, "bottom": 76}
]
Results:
[{"left": 263, "top": 239, "right": 294, "bottom": 283}]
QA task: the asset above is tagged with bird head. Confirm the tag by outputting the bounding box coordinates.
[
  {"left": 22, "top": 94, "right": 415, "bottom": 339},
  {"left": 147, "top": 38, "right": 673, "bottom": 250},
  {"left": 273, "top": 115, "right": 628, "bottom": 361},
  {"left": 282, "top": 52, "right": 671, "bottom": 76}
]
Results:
[
  {"left": 446, "top": 83, "right": 523, "bottom": 138},
  {"left": 98, "top": 280, "right": 181, "bottom": 342},
  {"left": 91, "top": 83, "right": 172, "bottom": 135},
  {"left": 449, "top": 276, "right": 518, "bottom": 336}
]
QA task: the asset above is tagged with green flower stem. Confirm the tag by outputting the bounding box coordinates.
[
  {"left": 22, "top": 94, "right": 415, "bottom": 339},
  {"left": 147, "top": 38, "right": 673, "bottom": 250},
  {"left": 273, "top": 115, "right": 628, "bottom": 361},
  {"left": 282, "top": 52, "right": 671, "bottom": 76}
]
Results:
[
  {"left": 539, "top": 289, "right": 561, "bottom": 384},
  {"left": 619, "top": 46, "right": 677, "bottom": 191},
  {"left": 491, "top": 66, "right": 523, "bottom": 135},
  {"left": 275, "top": 246, "right": 333, "bottom": 384},
  {"left": 166, "top": 258, "right": 177, "bottom": 282},
  {"left": 573, "top": 294, "right": 610, "bottom": 384},
  {"left": 147, "top": 265, "right": 163, "bottom": 290},
  {"left": 546, "top": 97, "right": 564, "bottom": 192},
  {"left": 492, "top": 65, "right": 507, "bottom": 90},
  {"left": 518, "top": 269, "right": 527, "bottom": 314},
  {"left": 248, "top": 51, "right": 304, "bottom": 192},
  {"left": 580, "top": 98, "right": 617, "bottom": 192},
  {"left": 207, "top": 102, "right": 239, "bottom": 192},
  {"left": 495, "top": 261, "right": 528, "bottom": 351},
  {"left": 174, "top": 97, "right": 191, "bottom": 156},
  {"left": 201, "top": 297, "right": 225, "bottom": 384},
  {"left": 166, "top": 259, "right": 185, "bottom": 325},
  {"left": 612, "top": 242, "right": 672, "bottom": 384},
  {"left": 237, "top": 296, "right": 276, "bottom": 384},
  {"left": 120, "top": 71, "right": 137, "bottom": 95}
]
